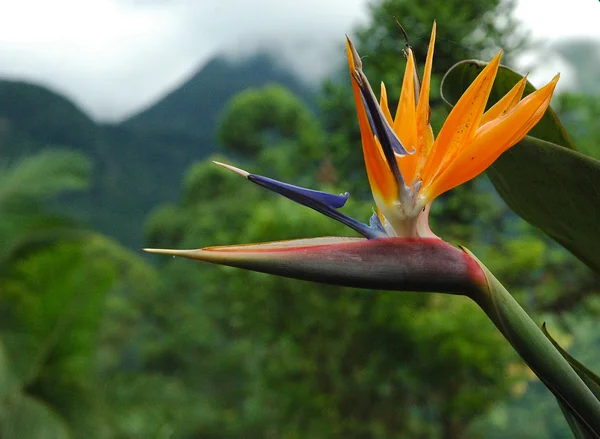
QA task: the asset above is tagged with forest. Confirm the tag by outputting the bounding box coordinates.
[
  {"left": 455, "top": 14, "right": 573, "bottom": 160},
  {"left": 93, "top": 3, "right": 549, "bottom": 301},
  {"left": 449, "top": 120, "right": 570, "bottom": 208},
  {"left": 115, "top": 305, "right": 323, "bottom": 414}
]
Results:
[{"left": 1, "top": 0, "right": 600, "bottom": 437}]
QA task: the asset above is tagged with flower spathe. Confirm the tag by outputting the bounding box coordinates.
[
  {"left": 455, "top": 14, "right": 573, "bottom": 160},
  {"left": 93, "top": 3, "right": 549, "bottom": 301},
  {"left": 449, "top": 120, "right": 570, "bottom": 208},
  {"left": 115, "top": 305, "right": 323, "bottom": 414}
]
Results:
[{"left": 347, "top": 22, "right": 558, "bottom": 237}]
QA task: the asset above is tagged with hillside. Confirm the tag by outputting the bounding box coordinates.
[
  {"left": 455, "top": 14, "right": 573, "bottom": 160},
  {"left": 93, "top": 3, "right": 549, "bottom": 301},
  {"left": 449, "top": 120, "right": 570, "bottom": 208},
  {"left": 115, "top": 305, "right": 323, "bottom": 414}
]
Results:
[
  {"left": 0, "top": 52, "right": 316, "bottom": 248},
  {"left": 123, "top": 52, "right": 315, "bottom": 140}
]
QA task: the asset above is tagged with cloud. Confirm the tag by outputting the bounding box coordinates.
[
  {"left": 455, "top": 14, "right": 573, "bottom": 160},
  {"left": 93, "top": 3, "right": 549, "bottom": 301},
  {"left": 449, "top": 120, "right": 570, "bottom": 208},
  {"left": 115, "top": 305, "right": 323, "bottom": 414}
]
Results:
[
  {"left": 0, "top": 0, "right": 368, "bottom": 122},
  {"left": 0, "top": 0, "right": 597, "bottom": 122}
]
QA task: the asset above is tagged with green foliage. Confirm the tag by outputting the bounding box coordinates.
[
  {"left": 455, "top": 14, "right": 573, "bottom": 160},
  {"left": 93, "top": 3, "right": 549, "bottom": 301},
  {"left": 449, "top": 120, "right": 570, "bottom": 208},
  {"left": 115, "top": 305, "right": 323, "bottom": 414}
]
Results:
[
  {"left": 0, "top": 148, "right": 163, "bottom": 438},
  {"left": 359, "top": 0, "right": 525, "bottom": 76},
  {"left": 0, "top": 150, "right": 91, "bottom": 275},
  {"left": 0, "top": 235, "right": 163, "bottom": 439},
  {"left": 1, "top": 393, "right": 72, "bottom": 439},
  {"left": 218, "top": 84, "right": 321, "bottom": 160}
]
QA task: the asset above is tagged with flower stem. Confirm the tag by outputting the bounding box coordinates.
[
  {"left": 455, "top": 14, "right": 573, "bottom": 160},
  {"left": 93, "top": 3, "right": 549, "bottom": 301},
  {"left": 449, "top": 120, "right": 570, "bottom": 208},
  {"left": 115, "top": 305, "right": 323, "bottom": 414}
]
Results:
[{"left": 464, "top": 248, "right": 600, "bottom": 435}]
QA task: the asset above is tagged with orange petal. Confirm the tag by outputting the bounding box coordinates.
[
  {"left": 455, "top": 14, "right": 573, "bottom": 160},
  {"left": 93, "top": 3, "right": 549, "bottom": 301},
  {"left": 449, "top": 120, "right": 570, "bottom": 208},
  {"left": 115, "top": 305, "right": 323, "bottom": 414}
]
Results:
[
  {"left": 479, "top": 75, "right": 528, "bottom": 127},
  {"left": 379, "top": 82, "right": 393, "bottom": 125},
  {"left": 427, "top": 74, "right": 559, "bottom": 199},
  {"left": 346, "top": 37, "right": 398, "bottom": 204},
  {"left": 394, "top": 48, "right": 419, "bottom": 183},
  {"left": 415, "top": 22, "right": 436, "bottom": 171},
  {"left": 421, "top": 51, "right": 503, "bottom": 188}
]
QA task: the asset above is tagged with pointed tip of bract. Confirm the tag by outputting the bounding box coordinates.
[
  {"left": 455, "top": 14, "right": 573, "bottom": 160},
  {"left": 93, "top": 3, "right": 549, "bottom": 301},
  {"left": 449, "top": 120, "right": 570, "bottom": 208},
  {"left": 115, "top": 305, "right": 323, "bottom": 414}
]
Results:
[
  {"left": 490, "top": 49, "right": 503, "bottom": 67},
  {"left": 345, "top": 35, "right": 362, "bottom": 72},
  {"left": 143, "top": 247, "right": 193, "bottom": 255},
  {"left": 537, "top": 73, "right": 560, "bottom": 97},
  {"left": 213, "top": 161, "right": 249, "bottom": 178},
  {"left": 544, "top": 73, "right": 560, "bottom": 97}
]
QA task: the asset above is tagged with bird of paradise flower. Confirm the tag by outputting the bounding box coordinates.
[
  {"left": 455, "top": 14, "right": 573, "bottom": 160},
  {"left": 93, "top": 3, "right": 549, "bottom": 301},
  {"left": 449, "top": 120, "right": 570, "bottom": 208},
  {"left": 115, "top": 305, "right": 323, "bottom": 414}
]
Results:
[{"left": 145, "top": 22, "right": 557, "bottom": 292}]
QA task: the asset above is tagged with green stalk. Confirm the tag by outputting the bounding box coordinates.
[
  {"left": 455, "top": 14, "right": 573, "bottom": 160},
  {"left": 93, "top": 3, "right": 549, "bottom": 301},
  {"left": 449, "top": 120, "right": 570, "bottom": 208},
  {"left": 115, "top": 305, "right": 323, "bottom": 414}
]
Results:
[{"left": 465, "top": 248, "right": 600, "bottom": 435}]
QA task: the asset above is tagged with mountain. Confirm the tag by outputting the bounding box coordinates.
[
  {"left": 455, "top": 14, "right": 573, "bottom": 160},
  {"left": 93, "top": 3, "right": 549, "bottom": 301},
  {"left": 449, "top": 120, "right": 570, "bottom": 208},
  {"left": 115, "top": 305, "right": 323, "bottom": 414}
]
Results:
[
  {"left": 0, "top": 52, "right": 317, "bottom": 248},
  {"left": 0, "top": 81, "right": 100, "bottom": 153},
  {"left": 123, "top": 52, "right": 316, "bottom": 142}
]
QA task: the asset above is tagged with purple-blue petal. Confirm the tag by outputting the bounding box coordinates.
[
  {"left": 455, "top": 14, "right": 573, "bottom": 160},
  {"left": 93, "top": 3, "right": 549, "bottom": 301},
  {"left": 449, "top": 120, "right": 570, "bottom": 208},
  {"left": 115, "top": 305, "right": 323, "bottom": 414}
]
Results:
[
  {"left": 247, "top": 173, "right": 386, "bottom": 239},
  {"left": 250, "top": 175, "right": 350, "bottom": 209},
  {"left": 369, "top": 211, "right": 388, "bottom": 235}
]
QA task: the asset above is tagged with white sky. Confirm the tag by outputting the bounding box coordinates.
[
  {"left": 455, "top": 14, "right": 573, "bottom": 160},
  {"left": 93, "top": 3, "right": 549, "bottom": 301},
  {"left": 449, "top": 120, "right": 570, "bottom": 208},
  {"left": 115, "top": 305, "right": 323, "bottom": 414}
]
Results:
[{"left": 0, "top": 0, "right": 597, "bottom": 122}]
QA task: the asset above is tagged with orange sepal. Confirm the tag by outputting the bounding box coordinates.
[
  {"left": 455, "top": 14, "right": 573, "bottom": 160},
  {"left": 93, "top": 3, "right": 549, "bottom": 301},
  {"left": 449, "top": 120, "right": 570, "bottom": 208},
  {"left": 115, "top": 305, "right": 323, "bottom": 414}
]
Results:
[
  {"left": 421, "top": 50, "right": 503, "bottom": 188},
  {"left": 415, "top": 22, "right": 436, "bottom": 170},
  {"left": 427, "top": 74, "right": 559, "bottom": 199},
  {"left": 379, "top": 82, "right": 393, "bottom": 125},
  {"left": 346, "top": 38, "right": 398, "bottom": 204},
  {"left": 479, "top": 75, "right": 528, "bottom": 127},
  {"left": 394, "top": 48, "right": 419, "bottom": 184}
]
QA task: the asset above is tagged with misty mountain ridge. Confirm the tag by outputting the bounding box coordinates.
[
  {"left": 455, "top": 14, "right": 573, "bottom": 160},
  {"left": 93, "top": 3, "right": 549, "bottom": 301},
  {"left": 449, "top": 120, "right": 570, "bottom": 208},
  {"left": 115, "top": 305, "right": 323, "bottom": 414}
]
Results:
[
  {"left": 123, "top": 50, "right": 317, "bottom": 139},
  {"left": 0, "top": 50, "right": 317, "bottom": 248}
]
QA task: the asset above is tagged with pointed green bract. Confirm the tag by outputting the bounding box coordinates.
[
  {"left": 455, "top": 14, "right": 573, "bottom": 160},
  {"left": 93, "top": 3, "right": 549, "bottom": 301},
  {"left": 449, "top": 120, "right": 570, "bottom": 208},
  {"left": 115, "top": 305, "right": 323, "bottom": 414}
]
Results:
[
  {"left": 441, "top": 63, "right": 600, "bottom": 273},
  {"left": 543, "top": 325, "right": 600, "bottom": 438},
  {"left": 558, "top": 403, "right": 598, "bottom": 439}
]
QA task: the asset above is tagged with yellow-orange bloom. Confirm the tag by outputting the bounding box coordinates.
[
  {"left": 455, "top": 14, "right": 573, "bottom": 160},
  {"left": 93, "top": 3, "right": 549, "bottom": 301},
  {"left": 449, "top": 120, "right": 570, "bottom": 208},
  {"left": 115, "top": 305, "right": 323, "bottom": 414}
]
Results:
[{"left": 347, "top": 22, "right": 559, "bottom": 237}]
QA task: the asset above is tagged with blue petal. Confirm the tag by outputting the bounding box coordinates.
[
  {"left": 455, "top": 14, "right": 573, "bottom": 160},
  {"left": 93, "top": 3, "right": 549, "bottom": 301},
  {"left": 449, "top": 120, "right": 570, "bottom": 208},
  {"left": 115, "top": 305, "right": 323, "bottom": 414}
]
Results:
[
  {"left": 369, "top": 211, "right": 388, "bottom": 235},
  {"left": 251, "top": 175, "right": 350, "bottom": 209},
  {"left": 248, "top": 173, "right": 386, "bottom": 239}
]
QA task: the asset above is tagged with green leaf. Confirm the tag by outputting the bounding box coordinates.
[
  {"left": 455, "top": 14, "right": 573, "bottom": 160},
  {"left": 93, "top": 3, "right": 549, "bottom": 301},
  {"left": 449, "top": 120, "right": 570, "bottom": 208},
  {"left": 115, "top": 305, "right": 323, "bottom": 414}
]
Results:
[
  {"left": 441, "top": 62, "right": 600, "bottom": 273},
  {"left": 488, "top": 139, "right": 600, "bottom": 273},
  {"left": 543, "top": 324, "right": 600, "bottom": 438}
]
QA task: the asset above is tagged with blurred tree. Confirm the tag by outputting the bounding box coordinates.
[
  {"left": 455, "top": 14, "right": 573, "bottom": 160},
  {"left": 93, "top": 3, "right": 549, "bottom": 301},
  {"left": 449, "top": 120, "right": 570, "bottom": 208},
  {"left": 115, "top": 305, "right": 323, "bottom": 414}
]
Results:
[
  {"left": 0, "top": 150, "right": 161, "bottom": 439},
  {"left": 0, "top": 150, "right": 90, "bottom": 274},
  {"left": 217, "top": 84, "right": 326, "bottom": 181}
]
